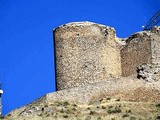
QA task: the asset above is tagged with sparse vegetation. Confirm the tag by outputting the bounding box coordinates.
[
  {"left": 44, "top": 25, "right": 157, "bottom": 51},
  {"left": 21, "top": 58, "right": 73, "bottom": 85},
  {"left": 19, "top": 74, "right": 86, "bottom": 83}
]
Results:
[
  {"left": 97, "top": 117, "right": 101, "bottom": 120},
  {"left": 115, "top": 99, "right": 120, "bottom": 101},
  {"left": 63, "top": 101, "right": 70, "bottom": 106},
  {"left": 72, "top": 107, "right": 77, "bottom": 111},
  {"left": 85, "top": 116, "right": 91, "bottom": 120},
  {"left": 4, "top": 98, "right": 160, "bottom": 120},
  {"left": 0, "top": 116, "right": 5, "bottom": 119},
  {"left": 108, "top": 105, "right": 113, "bottom": 109},
  {"left": 63, "top": 115, "right": 68, "bottom": 118},
  {"left": 126, "top": 109, "right": 131, "bottom": 113},
  {"left": 156, "top": 115, "right": 160, "bottom": 119},
  {"left": 60, "top": 108, "right": 64, "bottom": 113},
  {"left": 101, "top": 105, "right": 106, "bottom": 109},
  {"left": 99, "top": 99, "right": 103, "bottom": 102},
  {"left": 89, "top": 110, "right": 96, "bottom": 115},
  {"left": 106, "top": 98, "right": 111, "bottom": 100},
  {"left": 111, "top": 118, "right": 115, "bottom": 120},
  {"left": 72, "top": 104, "right": 77, "bottom": 107},
  {"left": 66, "top": 108, "right": 72, "bottom": 114},
  {"left": 107, "top": 106, "right": 122, "bottom": 114},
  {"left": 44, "top": 104, "right": 48, "bottom": 107},
  {"left": 122, "top": 114, "right": 129, "bottom": 118},
  {"left": 130, "top": 116, "right": 136, "bottom": 120},
  {"left": 156, "top": 103, "right": 160, "bottom": 108}
]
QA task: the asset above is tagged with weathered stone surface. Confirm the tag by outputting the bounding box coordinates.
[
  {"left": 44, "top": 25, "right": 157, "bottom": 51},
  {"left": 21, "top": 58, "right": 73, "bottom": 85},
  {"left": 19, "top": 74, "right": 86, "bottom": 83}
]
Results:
[
  {"left": 137, "top": 63, "right": 160, "bottom": 82},
  {"left": 120, "top": 32, "right": 152, "bottom": 76},
  {"left": 54, "top": 22, "right": 121, "bottom": 90},
  {"left": 53, "top": 21, "right": 152, "bottom": 90},
  {"left": 46, "top": 78, "right": 160, "bottom": 104},
  {"left": 151, "top": 26, "right": 160, "bottom": 65},
  {"left": 136, "top": 26, "right": 160, "bottom": 82},
  {"left": 7, "top": 77, "right": 160, "bottom": 119}
]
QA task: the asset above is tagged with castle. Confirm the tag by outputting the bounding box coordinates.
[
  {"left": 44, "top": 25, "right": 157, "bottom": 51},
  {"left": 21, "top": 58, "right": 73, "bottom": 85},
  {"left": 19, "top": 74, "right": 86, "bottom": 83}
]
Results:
[
  {"left": 53, "top": 21, "right": 152, "bottom": 90},
  {"left": 6, "top": 22, "right": 160, "bottom": 119}
]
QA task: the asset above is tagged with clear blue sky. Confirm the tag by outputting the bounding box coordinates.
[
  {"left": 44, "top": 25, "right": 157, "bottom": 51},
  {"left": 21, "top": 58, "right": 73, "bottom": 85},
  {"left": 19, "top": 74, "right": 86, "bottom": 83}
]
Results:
[{"left": 0, "top": 0, "right": 160, "bottom": 115}]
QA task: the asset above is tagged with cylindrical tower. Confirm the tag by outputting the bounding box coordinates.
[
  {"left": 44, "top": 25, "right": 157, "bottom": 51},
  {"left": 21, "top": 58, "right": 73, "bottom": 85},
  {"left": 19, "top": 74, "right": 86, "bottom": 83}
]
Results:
[{"left": 53, "top": 21, "right": 121, "bottom": 90}]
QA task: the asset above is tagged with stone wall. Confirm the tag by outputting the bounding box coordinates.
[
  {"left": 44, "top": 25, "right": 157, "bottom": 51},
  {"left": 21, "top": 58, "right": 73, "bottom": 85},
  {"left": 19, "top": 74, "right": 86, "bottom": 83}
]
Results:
[
  {"left": 54, "top": 22, "right": 121, "bottom": 90},
  {"left": 53, "top": 21, "right": 152, "bottom": 90},
  {"left": 151, "top": 26, "right": 160, "bottom": 65},
  {"left": 120, "top": 32, "right": 152, "bottom": 76},
  {"left": 136, "top": 27, "right": 160, "bottom": 82}
]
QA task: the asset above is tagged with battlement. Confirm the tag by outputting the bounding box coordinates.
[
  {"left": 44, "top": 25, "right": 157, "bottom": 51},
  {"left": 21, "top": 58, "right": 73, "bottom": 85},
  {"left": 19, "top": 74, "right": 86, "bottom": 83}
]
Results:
[{"left": 53, "top": 22, "right": 152, "bottom": 90}]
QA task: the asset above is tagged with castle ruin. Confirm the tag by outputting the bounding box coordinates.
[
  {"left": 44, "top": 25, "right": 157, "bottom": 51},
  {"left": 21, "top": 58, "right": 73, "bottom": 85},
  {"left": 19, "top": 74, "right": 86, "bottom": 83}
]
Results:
[
  {"left": 53, "top": 21, "right": 152, "bottom": 90},
  {"left": 6, "top": 23, "right": 160, "bottom": 119}
]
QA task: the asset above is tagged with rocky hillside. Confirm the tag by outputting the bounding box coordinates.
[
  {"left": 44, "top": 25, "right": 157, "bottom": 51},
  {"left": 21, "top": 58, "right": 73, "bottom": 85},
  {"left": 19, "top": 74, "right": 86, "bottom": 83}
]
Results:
[
  {"left": 3, "top": 26, "right": 160, "bottom": 120},
  {"left": 4, "top": 78, "right": 160, "bottom": 120}
]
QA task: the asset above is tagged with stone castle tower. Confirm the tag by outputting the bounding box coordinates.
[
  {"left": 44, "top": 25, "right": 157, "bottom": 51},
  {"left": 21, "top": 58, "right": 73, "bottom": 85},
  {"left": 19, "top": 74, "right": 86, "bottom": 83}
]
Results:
[{"left": 53, "top": 21, "right": 151, "bottom": 90}]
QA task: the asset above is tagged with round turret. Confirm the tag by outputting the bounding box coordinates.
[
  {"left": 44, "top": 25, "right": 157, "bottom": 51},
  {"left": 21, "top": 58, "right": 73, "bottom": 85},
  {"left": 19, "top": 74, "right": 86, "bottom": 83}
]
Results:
[{"left": 53, "top": 21, "right": 120, "bottom": 90}]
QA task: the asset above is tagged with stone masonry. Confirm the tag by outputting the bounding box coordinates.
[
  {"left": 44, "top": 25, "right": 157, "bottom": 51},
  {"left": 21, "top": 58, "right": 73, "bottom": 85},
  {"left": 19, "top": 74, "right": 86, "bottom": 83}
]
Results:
[
  {"left": 120, "top": 32, "right": 152, "bottom": 76},
  {"left": 150, "top": 26, "right": 160, "bottom": 65},
  {"left": 53, "top": 21, "right": 152, "bottom": 90},
  {"left": 136, "top": 26, "right": 160, "bottom": 82}
]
